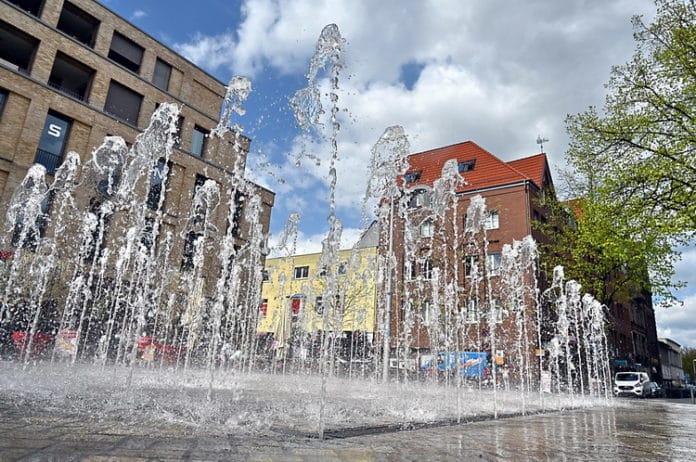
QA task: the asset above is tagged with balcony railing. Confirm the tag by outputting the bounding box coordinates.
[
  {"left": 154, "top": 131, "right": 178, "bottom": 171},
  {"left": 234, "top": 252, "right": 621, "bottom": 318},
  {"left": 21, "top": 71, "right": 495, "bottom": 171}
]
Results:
[
  {"left": 34, "top": 148, "right": 62, "bottom": 174},
  {"left": 48, "top": 80, "right": 88, "bottom": 102}
]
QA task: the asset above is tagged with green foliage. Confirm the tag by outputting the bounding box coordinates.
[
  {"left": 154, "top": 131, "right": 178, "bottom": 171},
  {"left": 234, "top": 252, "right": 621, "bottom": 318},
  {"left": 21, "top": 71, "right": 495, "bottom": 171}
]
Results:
[
  {"left": 683, "top": 347, "right": 696, "bottom": 378},
  {"left": 558, "top": 0, "right": 695, "bottom": 306}
]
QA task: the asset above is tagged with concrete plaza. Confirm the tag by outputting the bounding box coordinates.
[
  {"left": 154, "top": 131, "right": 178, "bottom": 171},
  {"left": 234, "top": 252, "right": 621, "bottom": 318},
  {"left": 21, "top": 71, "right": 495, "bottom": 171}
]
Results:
[{"left": 1, "top": 397, "right": 694, "bottom": 461}]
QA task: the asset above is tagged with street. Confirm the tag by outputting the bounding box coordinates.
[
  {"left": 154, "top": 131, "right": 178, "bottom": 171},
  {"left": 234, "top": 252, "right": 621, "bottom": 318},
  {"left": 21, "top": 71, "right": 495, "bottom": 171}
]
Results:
[{"left": 0, "top": 397, "right": 694, "bottom": 461}]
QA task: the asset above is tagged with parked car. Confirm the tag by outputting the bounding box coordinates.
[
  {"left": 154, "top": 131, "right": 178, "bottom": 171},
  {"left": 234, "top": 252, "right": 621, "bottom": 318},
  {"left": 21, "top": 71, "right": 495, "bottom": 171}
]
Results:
[{"left": 613, "top": 372, "right": 652, "bottom": 398}]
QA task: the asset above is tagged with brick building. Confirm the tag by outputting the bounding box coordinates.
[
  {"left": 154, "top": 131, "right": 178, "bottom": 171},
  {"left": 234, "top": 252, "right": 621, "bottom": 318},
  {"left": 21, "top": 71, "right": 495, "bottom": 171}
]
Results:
[
  {"left": 0, "top": 0, "right": 274, "bottom": 360},
  {"left": 380, "top": 141, "right": 553, "bottom": 376}
]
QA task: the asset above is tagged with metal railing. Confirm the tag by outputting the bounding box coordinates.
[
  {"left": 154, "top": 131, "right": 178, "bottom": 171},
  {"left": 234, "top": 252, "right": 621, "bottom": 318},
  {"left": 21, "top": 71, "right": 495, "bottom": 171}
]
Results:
[{"left": 34, "top": 149, "right": 62, "bottom": 175}]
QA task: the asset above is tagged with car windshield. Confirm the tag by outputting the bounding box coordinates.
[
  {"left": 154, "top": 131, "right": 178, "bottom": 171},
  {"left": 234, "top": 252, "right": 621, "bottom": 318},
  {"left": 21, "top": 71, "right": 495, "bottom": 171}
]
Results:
[{"left": 616, "top": 373, "right": 639, "bottom": 381}]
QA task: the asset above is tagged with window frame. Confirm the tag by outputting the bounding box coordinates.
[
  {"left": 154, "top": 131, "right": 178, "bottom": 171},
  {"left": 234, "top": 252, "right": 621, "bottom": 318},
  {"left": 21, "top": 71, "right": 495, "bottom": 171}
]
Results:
[
  {"left": 190, "top": 125, "right": 208, "bottom": 157},
  {"left": 293, "top": 265, "right": 309, "bottom": 279},
  {"left": 484, "top": 210, "right": 499, "bottom": 230},
  {"left": 152, "top": 58, "right": 172, "bottom": 91}
]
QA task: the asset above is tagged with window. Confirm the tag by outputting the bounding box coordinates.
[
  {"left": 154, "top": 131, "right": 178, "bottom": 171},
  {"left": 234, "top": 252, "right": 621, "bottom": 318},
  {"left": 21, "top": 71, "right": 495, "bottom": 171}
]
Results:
[
  {"left": 190, "top": 125, "right": 208, "bottom": 157},
  {"left": 0, "top": 19, "right": 40, "bottom": 74},
  {"left": 104, "top": 80, "right": 142, "bottom": 125},
  {"left": 338, "top": 261, "right": 347, "bottom": 275},
  {"left": 419, "top": 219, "right": 433, "bottom": 238},
  {"left": 315, "top": 296, "right": 323, "bottom": 315},
  {"left": 140, "top": 217, "right": 155, "bottom": 252},
  {"left": 421, "top": 259, "right": 433, "bottom": 280},
  {"left": 173, "top": 115, "right": 184, "bottom": 146},
  {"left": 404, "top": 170, "right": 421, "bottom": 184},
  {"left": 35, "top": 111, "right": 72, "bottom": 174},
  {"left": 261, "top": 270, "right": 270, "bottom": 282},
  {"left": 458, "top": 160, "right": 476, "bottom": 173},
  {"left": 57, "top": 1, "right": 99, "bottom": 47},
  {"left": 108, "top": 31, "right": 144, "bottom": 73},
  {"left": 260, "top": 299, "right": 268, "bottom": 317},
  {"left": 152, "top": 58, "right": 172, "bottom": 91},
  {"left": 0, "top": 89, "right": 7, "bottom": 119},
  {"left": 293, "top": 266, "right": 309, "bottom": 279},
  {"left": 464, "top": 254, "right": 479, "bottom": 278},
  {"left": 490, "top": 298, "right": 503, "bottom": 324},
  {"left": 408, "top": 189, "right": 430, "bottom": 208},
  {"left": 7, "top": 0, "right": 44, "bottom": 16},
  {"left": 405, "top": 259, "right": 417, "bottom": 280},
  {"left": 466, "top": 299, "right": 479, "bottom": 324},
  {"left": 181, "top": 231, "right": 202, "bottom": 270},
  {"left": 229, "top": 191, "right": 244, "bottom": 237},
  {"left": 484, "top": 210, "right": 499, "bottom": 230},
  {"left": 48, "top": 52, "right": 94, "bottom": 101},
  {"left": 146, "top": 158, "right": 170, "bottom": 210},
  {"left": 420, "top": 300, "right": 431, "bottom": 324},
  {"left": 486, "top": 253, "right": 501, "bottom": 276}
]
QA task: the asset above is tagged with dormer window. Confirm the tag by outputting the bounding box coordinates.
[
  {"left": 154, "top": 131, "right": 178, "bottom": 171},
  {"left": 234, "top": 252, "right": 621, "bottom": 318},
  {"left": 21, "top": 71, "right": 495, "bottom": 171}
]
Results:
[
  {"left": 458, "top": 160, "right": 476, "bottom": 173},
  {"left": 404, "top": 170, "right": 421, "bottom": 184}
]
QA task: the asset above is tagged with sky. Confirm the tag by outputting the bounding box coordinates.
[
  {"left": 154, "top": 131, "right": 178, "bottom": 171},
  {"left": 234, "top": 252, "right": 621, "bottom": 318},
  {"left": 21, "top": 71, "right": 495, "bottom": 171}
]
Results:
[{"left": 102, "top": 0, "right": 694, "bottom": 349}]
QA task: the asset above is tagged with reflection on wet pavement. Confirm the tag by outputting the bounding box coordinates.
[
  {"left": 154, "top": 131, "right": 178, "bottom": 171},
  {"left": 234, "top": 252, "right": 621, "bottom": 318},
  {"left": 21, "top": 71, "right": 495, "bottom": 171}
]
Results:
[{"left": 1, "top": 399, "right": 694, "bottom": 461}]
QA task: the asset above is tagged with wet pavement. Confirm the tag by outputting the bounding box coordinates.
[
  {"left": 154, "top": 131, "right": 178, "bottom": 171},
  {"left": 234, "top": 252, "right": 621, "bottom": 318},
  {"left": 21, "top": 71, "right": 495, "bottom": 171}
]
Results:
[{"left": 0, "top": 398, "right": 694, "bottom": 461}]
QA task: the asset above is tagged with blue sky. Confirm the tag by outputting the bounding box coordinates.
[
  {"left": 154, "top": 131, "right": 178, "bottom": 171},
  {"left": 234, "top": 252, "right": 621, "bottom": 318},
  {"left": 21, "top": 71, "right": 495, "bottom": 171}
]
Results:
[{"left": 102, "top": 0, "right": 694, "bottom": 348}]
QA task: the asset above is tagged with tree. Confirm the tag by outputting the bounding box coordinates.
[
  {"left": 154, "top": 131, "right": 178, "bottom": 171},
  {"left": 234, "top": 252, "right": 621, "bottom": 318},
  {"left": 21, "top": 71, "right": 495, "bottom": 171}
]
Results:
[
  {"left": 683, "top": 347, "right": 696, "bottom": 381},
  {"left": 561, "top": 0, "right": 695, "bottom": 305}
]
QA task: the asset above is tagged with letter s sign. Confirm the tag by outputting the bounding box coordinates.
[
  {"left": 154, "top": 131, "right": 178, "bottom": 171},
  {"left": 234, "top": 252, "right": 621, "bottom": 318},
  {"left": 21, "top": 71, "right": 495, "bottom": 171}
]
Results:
[{"left": 47, "top": 124, "right": 63, "bottom": 138}]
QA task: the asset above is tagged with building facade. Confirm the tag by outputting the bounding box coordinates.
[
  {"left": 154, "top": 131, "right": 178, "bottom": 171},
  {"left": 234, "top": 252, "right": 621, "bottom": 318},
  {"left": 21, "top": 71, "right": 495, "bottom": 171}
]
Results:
[
  {"left": 379, "top": 141, "right": 554, "bottom": 378},
  {"left": 0, "top": 0, "right": 274, "bottom": 361},
  {"left": 658, "top": 338, "right": 685, "bottom": 387},
  {"left": 258, "top": 224, "right": 378, "bottom": 366}
]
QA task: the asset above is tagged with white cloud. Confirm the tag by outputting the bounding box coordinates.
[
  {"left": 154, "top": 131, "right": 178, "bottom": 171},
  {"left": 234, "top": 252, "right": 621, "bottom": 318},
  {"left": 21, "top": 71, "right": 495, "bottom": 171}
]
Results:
[
  {"left": 131, "top": 9, "right": 147, "bottom": 20},
  {"left": 268, "top": 226, "right": 369, "bottom": 257},
  {"left": 656, "top": 293, "right": 696, "bottom": 349}
]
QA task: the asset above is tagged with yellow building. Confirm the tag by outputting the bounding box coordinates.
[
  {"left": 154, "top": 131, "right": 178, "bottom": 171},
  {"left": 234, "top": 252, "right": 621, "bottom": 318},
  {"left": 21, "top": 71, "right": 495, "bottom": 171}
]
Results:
[{"left": 258, "top": 223, "right": 378, "bottom": 359}]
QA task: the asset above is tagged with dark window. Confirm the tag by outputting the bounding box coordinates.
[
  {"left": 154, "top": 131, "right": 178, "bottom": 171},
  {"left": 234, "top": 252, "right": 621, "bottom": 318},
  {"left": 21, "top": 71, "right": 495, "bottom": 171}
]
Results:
[
  {"left": 140, "top": 217, "right": 155, "bottom": 251},
  {"left": 181, "top": 231, "right": 202, "bottom": 271},
  {"left": 104, "top": 80, "right": 142, "bottom": 125},
  {"left": 408, "top": 189, "right": 430, "bottom": 208},
  {"left": 48, "top": 52, "right": 94, "bottom": 101},
  {"left": 190, "top": 125, "right": 208, "bottom": 157},
  {"left": 293, "top": 266, "right": 309, "bottom": 279},
  {"left": 0, "top": 19, "right": 40, "bottom": 74},
  {"left": 458, "top": 160, "right": 476, "bottom": 173},
  {"left": 174, "top": 115, "right": 184, "bottom": 146},
  {"left": 108, "top": 31, "right": 144, "bottom": 73},
  {"left": 193, "top": 173, "right": 207, "bottom": 197},
  {"left": 146, "top": 158, "right": 170, "bottom": 210},
  {"left": 338, "top": 261, "right": 347, "bottom": 275},
  {"left": 57, "top": 1, "right": 99, "bottom": 47},
  {"left": 152, "top": 58, "right": 172, "bottom": 91},
  {"left": 464, "top": 255, "right": 479, "bottom": 278},
  {"left": 0, "top": 89, "right": 7, "bottom": 119},
  {"left": 260, "top": 299, "right": 268, "bottom": 317},
  {"left": 229, "top": 191, "right": 244, "bottom": 237},
  {"left": 261, "top": 270, "right": 269, "bottom": 282},
  {"left": 6, "top": 0, "right": 44, "bottom": 16},
  {"left": 404, "top": 170, "right": 421, "bottom": 184},
  {"left": 35, "top": 111, "right": 71, "bottom": 174},
  {"left": 405, "top": 259, "right": 417, "bottom": 280},
  {"left": 315, "top": 296, "right": 323, "bottom": 315}
]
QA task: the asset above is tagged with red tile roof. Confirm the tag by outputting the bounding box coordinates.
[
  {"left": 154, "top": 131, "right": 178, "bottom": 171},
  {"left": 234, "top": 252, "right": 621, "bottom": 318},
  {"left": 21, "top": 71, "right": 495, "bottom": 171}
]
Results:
[{"left": 402, "top": 141, "right": 549, "bottom": 193}]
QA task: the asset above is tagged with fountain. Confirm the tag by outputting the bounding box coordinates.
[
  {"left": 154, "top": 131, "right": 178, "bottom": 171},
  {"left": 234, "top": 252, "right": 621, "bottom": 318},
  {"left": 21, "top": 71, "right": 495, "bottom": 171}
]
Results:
[{"left": 0, "top": 23, "right": 612, "bottom": 439}]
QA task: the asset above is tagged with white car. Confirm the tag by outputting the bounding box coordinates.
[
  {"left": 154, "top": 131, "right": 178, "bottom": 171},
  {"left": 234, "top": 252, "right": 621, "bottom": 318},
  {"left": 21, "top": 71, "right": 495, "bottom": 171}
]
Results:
[{"left": 613, "top": 372, "right": 652, "bottom": 397}]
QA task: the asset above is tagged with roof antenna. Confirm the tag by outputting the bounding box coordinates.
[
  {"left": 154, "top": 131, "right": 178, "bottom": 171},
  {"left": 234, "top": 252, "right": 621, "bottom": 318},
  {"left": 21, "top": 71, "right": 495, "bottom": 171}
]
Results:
[{"left": 536, "top": 135, "right": 549, "bottom": 153}]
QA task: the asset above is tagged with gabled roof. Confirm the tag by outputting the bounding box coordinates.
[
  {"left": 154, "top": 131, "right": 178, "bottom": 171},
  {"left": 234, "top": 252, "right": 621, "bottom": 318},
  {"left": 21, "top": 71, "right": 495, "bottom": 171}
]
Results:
[{"left": 402, "top": 141, "right": 549, "bottom": 193}]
